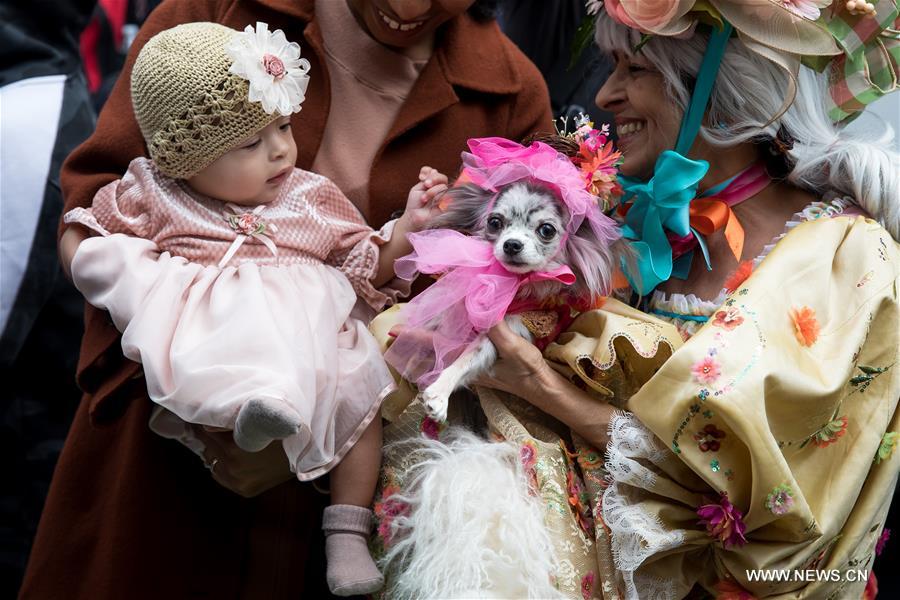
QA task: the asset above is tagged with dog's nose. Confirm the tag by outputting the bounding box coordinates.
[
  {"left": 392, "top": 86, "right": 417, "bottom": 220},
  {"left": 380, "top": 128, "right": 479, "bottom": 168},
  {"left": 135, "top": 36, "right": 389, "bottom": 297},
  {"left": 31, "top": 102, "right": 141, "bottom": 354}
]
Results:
[{"left": 503, "top": 239, "right": 524, "bottom": 256}]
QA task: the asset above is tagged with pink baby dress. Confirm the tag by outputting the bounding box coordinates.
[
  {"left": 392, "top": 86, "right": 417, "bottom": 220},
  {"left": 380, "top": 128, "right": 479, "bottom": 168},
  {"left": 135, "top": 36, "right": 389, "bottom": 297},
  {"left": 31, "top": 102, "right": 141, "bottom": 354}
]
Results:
[{"left": 65, "top": 157, "right": 403, "bottom": 480}]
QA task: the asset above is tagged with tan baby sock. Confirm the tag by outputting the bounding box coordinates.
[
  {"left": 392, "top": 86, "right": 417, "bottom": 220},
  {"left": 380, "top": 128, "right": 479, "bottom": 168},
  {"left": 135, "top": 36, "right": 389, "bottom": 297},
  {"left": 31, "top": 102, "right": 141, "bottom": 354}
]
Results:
[{"left": 322, "top": 504, "right": 384, "bottom": 596}]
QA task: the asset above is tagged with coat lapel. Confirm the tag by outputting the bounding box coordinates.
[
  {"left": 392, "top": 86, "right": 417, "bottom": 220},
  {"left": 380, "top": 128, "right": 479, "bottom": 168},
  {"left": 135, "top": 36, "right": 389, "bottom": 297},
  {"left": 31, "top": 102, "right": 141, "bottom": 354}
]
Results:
[{"left": 381, "top": 14, "right": 522, "bottom": 148}]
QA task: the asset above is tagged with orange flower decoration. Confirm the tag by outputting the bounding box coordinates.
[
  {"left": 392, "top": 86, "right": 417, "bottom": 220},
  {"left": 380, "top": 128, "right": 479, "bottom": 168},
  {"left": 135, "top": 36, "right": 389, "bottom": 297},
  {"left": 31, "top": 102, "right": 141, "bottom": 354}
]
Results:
[
  {"left": 790, "top": 306, "right": 820, "bottom": 347},
  {"left": 723, "top": 261, "right": 753, "bottom": 294},
  {"left": 813, "top": 415, "right": 848, "bottom": 448}
]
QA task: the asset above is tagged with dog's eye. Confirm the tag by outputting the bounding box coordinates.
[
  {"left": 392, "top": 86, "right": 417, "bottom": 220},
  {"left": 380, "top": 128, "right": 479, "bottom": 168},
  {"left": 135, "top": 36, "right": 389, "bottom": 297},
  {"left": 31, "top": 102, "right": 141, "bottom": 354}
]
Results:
[
  {"left": 487, "top": 216, "right": 503, "bottom": 231},
  {"left": 537, "top": 223, "right": 557, "bottom": 240}
]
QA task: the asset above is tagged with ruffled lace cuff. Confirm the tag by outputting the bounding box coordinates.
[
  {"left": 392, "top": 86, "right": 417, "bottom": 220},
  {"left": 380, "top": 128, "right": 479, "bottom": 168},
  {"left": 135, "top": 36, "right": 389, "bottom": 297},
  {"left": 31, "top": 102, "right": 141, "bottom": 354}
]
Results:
[
  {"left": 64, "top": 207, "right": 112, "bottom": 237},
  {"left": 339, "top": 219, "right": 412, "bottom": 311},
  {"left": 602, "top": 411, "right": 694, "bottom": 600}
]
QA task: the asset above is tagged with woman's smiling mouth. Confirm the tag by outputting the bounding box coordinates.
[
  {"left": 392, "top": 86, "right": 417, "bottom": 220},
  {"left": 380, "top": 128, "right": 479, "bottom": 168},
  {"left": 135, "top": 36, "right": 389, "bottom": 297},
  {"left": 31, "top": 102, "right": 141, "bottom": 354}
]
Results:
[{"left": 377, "top": 8, "right": 426, "bottom": 32}]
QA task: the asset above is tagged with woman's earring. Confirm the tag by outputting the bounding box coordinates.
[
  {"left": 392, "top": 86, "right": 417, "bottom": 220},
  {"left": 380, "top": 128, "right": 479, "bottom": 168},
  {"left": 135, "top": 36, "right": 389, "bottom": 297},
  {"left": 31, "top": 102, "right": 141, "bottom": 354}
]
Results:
[{"left": 761, "top": 124, "right": 796, "bottom": 180}]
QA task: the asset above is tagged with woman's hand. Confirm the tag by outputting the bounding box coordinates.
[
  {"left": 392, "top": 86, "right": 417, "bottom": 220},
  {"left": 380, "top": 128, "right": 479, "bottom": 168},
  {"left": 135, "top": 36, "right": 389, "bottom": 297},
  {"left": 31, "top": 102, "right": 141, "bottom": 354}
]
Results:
[
  {"left": 474, "top": 320, "right": 617, "bottom": 450},
  {"left": 474, "top": 320, "right": 556, "bottom": 398},
  {"left": 192, "top": 426, "right": 295, "bottom": 498}
]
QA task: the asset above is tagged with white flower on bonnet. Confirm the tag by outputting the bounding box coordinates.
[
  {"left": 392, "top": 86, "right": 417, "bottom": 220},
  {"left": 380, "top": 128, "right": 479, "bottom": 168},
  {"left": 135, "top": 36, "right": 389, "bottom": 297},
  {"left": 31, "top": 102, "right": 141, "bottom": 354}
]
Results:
[{"left": 226, "top": 22, "right": 311, "bottom": 116}]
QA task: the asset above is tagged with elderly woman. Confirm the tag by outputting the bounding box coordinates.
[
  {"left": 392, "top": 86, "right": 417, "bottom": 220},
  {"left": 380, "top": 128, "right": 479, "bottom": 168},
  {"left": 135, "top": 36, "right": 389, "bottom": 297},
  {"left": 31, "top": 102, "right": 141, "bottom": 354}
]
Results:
[{"left": 375, "top": 2, "right": 900, "bottom": 598}]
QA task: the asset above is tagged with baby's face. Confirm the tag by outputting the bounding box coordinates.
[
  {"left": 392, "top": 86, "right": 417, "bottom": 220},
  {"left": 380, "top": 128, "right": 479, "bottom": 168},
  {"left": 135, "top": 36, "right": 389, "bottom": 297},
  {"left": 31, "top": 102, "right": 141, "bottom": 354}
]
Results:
[{"left": 187, "top": 116, "right": 297, "bottom": 206}]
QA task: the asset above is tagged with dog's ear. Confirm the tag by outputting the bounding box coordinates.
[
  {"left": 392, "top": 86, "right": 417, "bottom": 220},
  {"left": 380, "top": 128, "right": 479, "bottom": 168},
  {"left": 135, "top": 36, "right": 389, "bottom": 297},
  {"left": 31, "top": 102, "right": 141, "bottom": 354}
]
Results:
[
  {"left": 565, "top": 222, "right": 632, "bottom": 299},
  {"left": 426, "top": 183, "right": 494, "bottom": 233}
]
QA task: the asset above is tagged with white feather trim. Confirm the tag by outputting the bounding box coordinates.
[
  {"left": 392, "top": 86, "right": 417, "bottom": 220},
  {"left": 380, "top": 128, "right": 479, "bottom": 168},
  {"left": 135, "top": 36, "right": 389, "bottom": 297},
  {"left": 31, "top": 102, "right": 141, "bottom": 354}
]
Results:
[{"left": 379, "top": 427, "right": 565, "bottom": 599}]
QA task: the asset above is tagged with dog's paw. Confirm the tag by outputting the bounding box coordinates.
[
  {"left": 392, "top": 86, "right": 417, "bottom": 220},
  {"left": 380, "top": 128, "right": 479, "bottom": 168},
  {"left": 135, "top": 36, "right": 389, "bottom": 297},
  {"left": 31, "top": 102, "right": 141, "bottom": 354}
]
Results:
[{"left": 419, "top": 387, "right": 449, "bottom": 423}]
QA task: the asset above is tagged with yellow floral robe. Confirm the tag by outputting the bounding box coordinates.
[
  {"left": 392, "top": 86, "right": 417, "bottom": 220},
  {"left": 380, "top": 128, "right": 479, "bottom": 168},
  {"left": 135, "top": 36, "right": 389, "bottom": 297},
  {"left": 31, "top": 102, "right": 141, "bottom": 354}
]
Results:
[
  {"left": 599, "top": 215, "right": 899, "bottom": 599},
  {"left": 371, "top": 213, "right": 900, "bottom": 599}
]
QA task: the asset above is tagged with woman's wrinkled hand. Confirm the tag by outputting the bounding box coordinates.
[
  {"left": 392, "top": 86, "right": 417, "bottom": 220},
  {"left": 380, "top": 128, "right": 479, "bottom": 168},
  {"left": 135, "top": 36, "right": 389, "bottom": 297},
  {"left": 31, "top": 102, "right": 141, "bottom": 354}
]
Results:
[
  {"left": 192, "top": 425, "right": 295, "bottom": 498},
  {"left": 473, "top": 320, "right": 554, "bottom": 399},
  {"left": 474, "top": 320, "right": 616, "bottom": 450}
]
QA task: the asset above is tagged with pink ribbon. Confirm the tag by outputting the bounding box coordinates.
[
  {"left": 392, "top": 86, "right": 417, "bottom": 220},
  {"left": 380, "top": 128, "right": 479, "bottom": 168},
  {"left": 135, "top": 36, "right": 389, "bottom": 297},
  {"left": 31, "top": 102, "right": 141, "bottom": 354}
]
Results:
[
  {"left": 386, "top": 229, "right": 575, "bottom": 387},
  {"left": 219, "top": 203, "right": 279, "bottom": 268}
]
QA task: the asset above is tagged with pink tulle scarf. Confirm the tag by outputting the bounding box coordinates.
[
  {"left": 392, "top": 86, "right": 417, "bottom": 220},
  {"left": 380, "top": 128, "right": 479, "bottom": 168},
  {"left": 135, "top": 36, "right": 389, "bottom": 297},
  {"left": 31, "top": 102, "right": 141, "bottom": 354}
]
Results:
[{"left": 385, "top": 230, "right": 575, "bottom": 387}]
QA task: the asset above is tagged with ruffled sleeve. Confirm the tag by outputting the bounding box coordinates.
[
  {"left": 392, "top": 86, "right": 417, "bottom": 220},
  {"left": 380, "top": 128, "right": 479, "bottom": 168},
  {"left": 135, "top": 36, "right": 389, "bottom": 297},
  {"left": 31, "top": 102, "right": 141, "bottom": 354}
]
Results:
[
  {"left": 316, "top": 178, "right": 411, "bottom": 310},
  {"left": 69, "top": 233, "right": 168, "bottom": 333},
  {"left": 63, "top": 158, "right": 157, "bottom": 239},
  {"left": 603, "top": 216, "right": 900, "bottom": 599}
]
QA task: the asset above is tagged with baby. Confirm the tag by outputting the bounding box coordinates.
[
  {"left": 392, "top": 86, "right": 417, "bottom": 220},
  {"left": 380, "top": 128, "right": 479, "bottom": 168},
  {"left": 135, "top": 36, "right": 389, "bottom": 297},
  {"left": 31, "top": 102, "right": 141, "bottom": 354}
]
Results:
[{"left": 61, "top": 22, "right": 445, "bottom": 596}]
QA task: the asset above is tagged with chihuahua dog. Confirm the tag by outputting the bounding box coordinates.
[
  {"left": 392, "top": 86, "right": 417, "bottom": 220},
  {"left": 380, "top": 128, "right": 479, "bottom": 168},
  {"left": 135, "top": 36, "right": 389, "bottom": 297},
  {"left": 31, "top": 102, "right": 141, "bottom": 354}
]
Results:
[{"left": 415, "top": 179, "right": 623, "bottom": 421}]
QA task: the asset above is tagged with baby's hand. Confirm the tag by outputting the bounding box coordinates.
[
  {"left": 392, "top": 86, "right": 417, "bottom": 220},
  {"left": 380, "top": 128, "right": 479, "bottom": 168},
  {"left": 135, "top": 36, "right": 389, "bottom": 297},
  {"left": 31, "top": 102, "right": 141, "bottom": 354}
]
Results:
[
  {"left": 402, "top": 166, "right": 449, "bottom": 232},
  {"left": 60, "top": 224, "right": 91, "bottom": 279}
]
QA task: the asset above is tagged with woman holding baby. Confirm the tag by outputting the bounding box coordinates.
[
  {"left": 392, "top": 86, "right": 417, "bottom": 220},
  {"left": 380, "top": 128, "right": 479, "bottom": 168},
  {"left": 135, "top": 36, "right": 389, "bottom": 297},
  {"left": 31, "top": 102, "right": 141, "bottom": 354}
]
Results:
[
  {"left": 371, "top": 1, "right": 900, "bottom": 599},
  {"left": 20, "top": 0, "right": 552, "bottom": 598}
]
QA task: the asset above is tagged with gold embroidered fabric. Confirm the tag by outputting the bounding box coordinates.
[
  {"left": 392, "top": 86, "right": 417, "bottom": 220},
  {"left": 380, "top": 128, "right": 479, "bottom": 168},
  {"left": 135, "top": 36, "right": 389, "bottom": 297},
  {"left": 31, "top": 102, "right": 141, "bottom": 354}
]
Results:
[
  {"left": 611, "top": 215, "right": 900, "bottom": 598},
  {"left": 370, "top": 215, "right": 899, "bottom": 599}
]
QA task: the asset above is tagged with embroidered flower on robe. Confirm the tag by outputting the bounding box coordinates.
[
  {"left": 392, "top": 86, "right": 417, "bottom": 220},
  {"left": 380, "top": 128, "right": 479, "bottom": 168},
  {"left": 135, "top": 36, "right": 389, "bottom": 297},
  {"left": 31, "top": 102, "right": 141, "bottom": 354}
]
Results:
[
  {"left": 697, "top": 492, "right": 748, "bottom": 549},
  {"left": 566, "top": 468, "right": 595, "bottom": 534},
  {"left": 875, "top": 431, "right": 898, "bottom": 464},
  {"left": 715, "top": 578, "right": 758, "bottom": 600},
  {"left": 692, "top": 356, "right": 722, "bottom": 384},
  {"left": 520, "top": 440, "right": 537, "bottom": 470},
  {"left": 576, "top": 447, "right": 604, "bottom": 471},
  {"left": 420, "top": 415, "right": 443, "bottom": 440},
  {"left": 765, "top": 484, "right": 794, "bottom": 516},
  {"left": 374, "top": 484, "right": 409, "bottom": 547},
  {"left": 693, "top": 424, "right": 726, "bottom": 452},
  {"left": 813, "top": 415, "right": 848, "bottom": 448},
  {"left": 520, "top": 440, "right": 540, "bottom": 494},
  {"left": 581, "top": 572, "right": 596, "bottom": 600},
  {"left": 711, "top": 307, "right": 744, "bottom": 331},
  {"left": 876, "top": 528, "right": 891, "bottom": 556},
  {"left": 790, "top": 306, "right": 820, "bottom": 346}
]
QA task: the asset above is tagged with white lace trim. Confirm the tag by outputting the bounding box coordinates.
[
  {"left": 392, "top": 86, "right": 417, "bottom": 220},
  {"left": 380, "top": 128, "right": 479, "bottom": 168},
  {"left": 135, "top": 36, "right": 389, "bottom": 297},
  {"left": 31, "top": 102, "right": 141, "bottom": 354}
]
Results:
[
  {"left": 634, "top": 572, "right": 680, "bottom": 600},
  {"left": 602, "top": 412, "right": 684, "bottom": 600}
]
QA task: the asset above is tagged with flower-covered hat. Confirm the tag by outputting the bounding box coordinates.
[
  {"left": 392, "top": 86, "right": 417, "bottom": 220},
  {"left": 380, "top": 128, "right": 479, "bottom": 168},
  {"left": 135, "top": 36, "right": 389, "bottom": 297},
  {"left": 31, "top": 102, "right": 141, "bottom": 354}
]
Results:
[
  {"left": 131, "top": 22, "right": 311, "bottom": 178},
  {"left": 588, "top": 0, "right": 899, "bottom": 121}
]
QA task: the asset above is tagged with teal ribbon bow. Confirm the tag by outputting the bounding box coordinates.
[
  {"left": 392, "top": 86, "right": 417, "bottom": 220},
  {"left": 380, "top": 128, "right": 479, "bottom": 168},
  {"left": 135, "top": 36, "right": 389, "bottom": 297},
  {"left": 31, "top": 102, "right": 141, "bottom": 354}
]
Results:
[
  {"left": 619, "top": 21, "right": 733, "bottom": 296},
  {"left": 619, "top": 151, "right": 709, "bottom": 295}
]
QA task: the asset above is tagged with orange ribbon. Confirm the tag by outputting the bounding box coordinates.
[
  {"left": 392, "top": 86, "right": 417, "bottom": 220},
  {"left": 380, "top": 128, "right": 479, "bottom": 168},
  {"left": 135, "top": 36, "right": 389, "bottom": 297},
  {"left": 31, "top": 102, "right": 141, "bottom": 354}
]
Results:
[{"left": 689, "top": 198, "right": 745, "bottom": 262}]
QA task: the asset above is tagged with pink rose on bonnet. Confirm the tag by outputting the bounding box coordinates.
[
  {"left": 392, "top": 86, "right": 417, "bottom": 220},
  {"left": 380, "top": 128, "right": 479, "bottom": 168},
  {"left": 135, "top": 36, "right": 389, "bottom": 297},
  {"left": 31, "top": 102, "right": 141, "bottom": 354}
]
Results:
[{"left": 605, "top": 0, "right": 685, "bottom": 32}]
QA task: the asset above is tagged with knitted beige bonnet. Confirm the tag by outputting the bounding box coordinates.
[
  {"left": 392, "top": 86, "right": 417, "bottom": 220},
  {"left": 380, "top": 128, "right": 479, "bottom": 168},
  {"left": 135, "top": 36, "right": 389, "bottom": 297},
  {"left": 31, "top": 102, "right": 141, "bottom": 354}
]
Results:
[{"left": 131, "top": 22, "right": 309, "bottom": 179}]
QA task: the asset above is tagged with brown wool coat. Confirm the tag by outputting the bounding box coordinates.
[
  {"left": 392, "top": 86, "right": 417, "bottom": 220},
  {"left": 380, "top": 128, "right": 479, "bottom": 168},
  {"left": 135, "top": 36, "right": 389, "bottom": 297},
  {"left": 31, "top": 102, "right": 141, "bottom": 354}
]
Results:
[{"left": 20, "top": 0, "right": 552, "bottom": 598}]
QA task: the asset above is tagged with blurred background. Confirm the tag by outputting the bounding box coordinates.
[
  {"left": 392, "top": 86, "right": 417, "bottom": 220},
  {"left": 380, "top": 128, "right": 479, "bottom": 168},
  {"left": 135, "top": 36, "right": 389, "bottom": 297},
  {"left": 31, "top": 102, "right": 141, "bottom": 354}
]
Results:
[{"left": 1, "top": 0, "right": 897, "bottom": 596}]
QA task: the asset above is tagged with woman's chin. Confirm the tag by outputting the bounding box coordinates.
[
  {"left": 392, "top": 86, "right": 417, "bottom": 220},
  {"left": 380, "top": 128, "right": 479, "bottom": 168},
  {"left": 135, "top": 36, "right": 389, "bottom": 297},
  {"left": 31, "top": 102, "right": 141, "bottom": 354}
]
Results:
[{"left": 618, "top": 157, "right": 654, "bottom": 181}]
